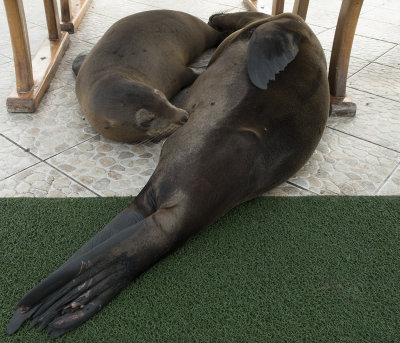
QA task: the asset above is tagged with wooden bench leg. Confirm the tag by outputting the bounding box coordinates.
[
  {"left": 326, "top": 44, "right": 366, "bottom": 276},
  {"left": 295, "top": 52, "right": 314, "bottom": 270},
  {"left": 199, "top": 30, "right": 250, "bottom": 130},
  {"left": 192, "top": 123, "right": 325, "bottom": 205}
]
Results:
[
  {"left": 4, "top": 0, "right": 70, "bottom": 113},
  {"left": 60, "top": 0, "right": 93, "bottom": 33},
  {"left": 4, "top": 0, "right": 34, "bottom": 94},
  {"left": 329, "top": 0, "right": 363, "bottom": 117},
  {"left": 272, "top": 0, "right": 285, "bottom": 15},
  {"left": 292, "top": 0, "right": 309, "bottom": 20}
]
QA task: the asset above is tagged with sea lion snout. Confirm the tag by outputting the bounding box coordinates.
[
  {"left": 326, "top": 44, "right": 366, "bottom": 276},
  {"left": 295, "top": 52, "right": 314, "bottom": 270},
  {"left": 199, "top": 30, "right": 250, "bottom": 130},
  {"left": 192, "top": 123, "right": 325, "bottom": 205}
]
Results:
[{"left": 180, "top": 114, "right": 189, "bottom": 123}]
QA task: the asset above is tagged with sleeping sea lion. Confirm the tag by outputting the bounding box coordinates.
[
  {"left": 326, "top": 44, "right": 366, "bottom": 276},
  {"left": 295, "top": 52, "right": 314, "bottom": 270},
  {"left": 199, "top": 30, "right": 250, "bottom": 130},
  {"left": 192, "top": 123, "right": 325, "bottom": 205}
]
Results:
[
  {"left": 74, "top": 10, "right": 221, "bottom": 143},
  {"left": 8, "top": 12, "right": 329, "bottom": 338}
]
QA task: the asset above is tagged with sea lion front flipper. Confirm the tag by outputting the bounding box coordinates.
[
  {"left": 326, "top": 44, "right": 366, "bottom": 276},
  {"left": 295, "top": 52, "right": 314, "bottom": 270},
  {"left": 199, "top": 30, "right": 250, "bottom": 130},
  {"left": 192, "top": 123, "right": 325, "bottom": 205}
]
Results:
[{"left": 247, "top": 22, "right": 300, "bottom": 90}]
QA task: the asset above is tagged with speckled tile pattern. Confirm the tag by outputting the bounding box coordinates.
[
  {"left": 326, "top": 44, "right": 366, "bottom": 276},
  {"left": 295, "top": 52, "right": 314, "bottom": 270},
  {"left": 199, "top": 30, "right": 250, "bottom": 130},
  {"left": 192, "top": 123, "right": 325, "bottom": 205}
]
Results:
[
  {"left": 0, "top": 163, "right": 96, "bottom": 197},
  {"left": 0, "top": 135, "right": 40, "bottom": 180},
  {"left": 289, "top": 129, "right": 400, "bottom": 195},
  {"left": 0, "top": 0, "right": 399, "bottom": 198},
  {"left": 0, "top": 83, "right": 97, "bottom": 160},
  {"left": 48, "top": 136, "right": 161, "bottom": 196}
]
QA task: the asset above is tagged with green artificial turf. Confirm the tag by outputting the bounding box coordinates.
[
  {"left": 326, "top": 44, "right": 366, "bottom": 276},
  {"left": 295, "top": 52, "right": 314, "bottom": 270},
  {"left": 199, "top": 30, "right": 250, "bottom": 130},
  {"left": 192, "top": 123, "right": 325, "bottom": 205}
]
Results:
[{"left": 1, "top": 196, "right": 399, "bottom": 342}]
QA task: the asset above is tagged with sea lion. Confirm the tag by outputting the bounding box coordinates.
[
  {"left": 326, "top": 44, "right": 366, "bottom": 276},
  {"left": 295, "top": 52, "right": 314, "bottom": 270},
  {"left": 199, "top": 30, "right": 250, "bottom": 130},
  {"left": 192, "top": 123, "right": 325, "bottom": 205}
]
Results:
[
  {"left": 8, "top": 12, "right": 329, "bottom": 338},
  {"left": 74, "top": 10, "right": 222, "bottom": 143}
]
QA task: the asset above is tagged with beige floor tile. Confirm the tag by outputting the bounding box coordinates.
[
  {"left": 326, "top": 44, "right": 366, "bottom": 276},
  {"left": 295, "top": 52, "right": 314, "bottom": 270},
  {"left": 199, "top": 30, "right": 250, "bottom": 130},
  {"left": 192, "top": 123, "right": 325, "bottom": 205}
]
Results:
[
  {"left": 317, "top": 29, "right": 396, "bottom": 62},
  {"left": 328, "top": 88, "right": 400, "bottom": 152},
  {"left": 129, "top": 0, "right": 240, "bottom": 21},
  {"left": 0, "top": 135, "right": 40, "bottom": 180},
  {"left": 48, "top": 135, "right": 162, "bottom": 196},
  {"left": 378, "top": 163, "right": 400, "bottom": 195},
  {"left": 73, "top": 12, "right": 118, "bottom": 45},
  {"left": 361, "top": 6, "right": 400, "bottom": 26},
  {"left": 301, "top": 7, "right": 340, "bottom": 29},
  {"left": 288, "top": 128, "right": 400, "bottom": 195},
  {"left": 0, "top": 22, "right": 48, "bottom": 60},
  {"left": 0, "top": 83, "right": 96, "bottom": 159},
  {"left": 348, "top": 63, "right": 400, "bottom": 102},
  {"left": 0, "top": 62, "right": 15, "bottom": 102},
  {"left": 0, "top": 54, "right": 11, "bottom": 65},
  {"left": 21, "top": 0, "right": 48, "bottom": 27},
  {"left": 323, "top": 50, "right": 370, "bottom": 78},
  {"left": 52, "top": 36, "right": 94, "bottom": 86},
  {"left": 365, "top": 0, "right": 400, "bottom": 10},
  {"left": 309, "top": 25, "right": 329, "bottom": 35},
  {"left": 355, "top": 18, "right": 400, "bottom": 44},
  {"left": 88, "top": 0, "right": 157, "bottom": 20},
  {"left": 375, "top": 45, "right": 400, "bottom": 69},
  {"left": 0, "top": 162, "right": 96, "bottom": 197}
]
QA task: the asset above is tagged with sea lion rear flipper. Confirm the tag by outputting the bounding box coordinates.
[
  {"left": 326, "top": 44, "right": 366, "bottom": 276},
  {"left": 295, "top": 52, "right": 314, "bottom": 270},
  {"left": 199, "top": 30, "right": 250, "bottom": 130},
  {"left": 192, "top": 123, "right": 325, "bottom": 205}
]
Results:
[
  {"left": 247, "top": 23, "right": 300, "bottom": 90},
  {"left": 72, "top": 52, "right": 88, "bottom": 76}
]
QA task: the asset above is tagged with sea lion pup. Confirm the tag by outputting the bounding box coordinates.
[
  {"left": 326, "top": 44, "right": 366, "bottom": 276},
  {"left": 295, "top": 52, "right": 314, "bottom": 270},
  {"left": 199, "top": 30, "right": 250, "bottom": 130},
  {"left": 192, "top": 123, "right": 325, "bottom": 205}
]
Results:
[
  {"left": 74, "top": 10, "right": 222, "bottom": 143},
  {"left": 8, "top": 12, "right": 329, "bottom": 338}
]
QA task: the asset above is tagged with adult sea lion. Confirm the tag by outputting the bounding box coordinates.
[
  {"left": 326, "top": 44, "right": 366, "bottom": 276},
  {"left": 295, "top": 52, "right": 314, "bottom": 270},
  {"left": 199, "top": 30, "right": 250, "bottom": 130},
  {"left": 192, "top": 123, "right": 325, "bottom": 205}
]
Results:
[
  {"left": 74, "top": 10, "right": 221, "bottom": 143},
  {"left": 8, "top": 12, "right": 329, "bottom": 338}
]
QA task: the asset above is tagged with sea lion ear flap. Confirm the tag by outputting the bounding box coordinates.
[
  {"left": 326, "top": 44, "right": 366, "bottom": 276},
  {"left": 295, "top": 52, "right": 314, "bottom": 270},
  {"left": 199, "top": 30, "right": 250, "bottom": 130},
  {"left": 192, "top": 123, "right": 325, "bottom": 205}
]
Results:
[{"left": 247, "top": 23, "right": 300, "bottom": 90}]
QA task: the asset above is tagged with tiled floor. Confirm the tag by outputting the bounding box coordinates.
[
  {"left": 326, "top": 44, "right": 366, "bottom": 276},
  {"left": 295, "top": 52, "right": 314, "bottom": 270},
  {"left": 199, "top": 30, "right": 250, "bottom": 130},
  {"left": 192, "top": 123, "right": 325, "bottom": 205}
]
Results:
[{"left": 0, "top": 0, "right": 399, "bottom": 197}]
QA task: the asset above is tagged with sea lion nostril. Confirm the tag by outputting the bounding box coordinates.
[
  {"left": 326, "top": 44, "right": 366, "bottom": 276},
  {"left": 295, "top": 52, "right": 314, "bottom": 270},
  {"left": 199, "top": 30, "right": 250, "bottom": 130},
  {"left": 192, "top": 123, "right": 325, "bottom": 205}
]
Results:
[{"left": 181, "top": 115, "right": 189, "bottom": 123}]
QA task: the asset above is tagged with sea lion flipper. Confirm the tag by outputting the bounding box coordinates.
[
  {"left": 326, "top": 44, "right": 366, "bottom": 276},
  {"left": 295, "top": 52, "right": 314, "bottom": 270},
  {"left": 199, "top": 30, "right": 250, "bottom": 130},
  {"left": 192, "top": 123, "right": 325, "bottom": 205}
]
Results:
[
  {"left": 72, "top": 52, "right": 88, "bottom": 76},
  {"left": 247, "top": 23, "right": 300, "bottom": 90}
]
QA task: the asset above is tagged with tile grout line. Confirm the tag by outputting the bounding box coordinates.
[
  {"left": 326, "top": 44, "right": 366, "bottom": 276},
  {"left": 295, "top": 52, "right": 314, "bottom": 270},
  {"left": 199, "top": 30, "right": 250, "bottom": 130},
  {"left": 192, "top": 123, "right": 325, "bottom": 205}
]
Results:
[
  {"left": 42, "top": 134, "right": 101, "bottom": 162},
  {"left": 347, "top": 86, "right": 400, "bottom": 105},
  {"left": 286, "top": 181, "right": 321, "bottom": 196},
  {"left": 325, "top": 127, "right": 400, "bottom": 155},
  {"left": 375, "top": 161, "right": 400, "bottom": 195},
  {"left": 43, "top": 159, "right": 101, "bottom": 197},
  {"left": 346, "top": 44, "right": 400, "bottom": 79}
]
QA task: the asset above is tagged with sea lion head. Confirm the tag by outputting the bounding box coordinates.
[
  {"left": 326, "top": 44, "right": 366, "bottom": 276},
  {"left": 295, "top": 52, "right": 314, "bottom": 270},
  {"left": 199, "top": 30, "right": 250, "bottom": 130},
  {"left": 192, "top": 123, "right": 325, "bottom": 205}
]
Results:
[{"left": 86, "top": 75, "right": 189, "bottom": 143}]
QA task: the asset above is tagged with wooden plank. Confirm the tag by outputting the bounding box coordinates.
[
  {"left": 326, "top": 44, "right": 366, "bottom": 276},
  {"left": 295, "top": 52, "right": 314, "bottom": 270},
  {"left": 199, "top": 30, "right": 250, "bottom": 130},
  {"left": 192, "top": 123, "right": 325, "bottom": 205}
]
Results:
[
  {"left": 43, "top": 0, "right": 62, "bottom": 40},
  {"left": 292, "top": 0, "right": 309, "bottom": 20},
  {"left": 61, "top": 0, "right": 94, "bottom": 33},
  {"left": 6, "top": 32, "right": 70, "bottom": 112},
  {"left": 328, "top": 0, "right": 363, "bottom": 100},
  {"left": 3, "top": 0, "right": 34, "bottom": 93},
  {"left": 271, "top": 0, "right": 285, "bottom": 15},
  {"left": 60, "top": 0, "right": 72, "bottom": 23}
]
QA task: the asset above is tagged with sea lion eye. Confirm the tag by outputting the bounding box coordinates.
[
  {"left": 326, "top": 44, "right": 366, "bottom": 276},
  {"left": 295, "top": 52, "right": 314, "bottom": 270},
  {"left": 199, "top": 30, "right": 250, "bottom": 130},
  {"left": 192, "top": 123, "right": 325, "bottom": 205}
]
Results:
[
  {"left": 136, "top": 108, "right": 155, "bottom": 128},
  {"left": 140, "top": 118, "right": 154, "bottom": 128}
]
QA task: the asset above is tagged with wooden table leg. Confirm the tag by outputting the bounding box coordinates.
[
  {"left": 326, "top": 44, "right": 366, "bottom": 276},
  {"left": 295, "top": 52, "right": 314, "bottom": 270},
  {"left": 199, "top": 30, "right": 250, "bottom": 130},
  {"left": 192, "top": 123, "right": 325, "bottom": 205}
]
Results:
[
  {"left": 292, "top": 0, "right": 309, "bottom": 20},
  {"left": 272, "top": 0, "right": 285, "bottom": 15},
  {"left": 44, "top": 0, "right": 62, "bottom": 40},
  {"left": 4, "top": 0, "right": 70, "bottom": 112},
  {"left": 4, "top": 0, "right": 34, "bottom": 94},
  {"left": 60, "top": 0, "right": 93, "bottom": 33},
  {"left": 329, "top": 0, "right": 363, "bottom": 117}
]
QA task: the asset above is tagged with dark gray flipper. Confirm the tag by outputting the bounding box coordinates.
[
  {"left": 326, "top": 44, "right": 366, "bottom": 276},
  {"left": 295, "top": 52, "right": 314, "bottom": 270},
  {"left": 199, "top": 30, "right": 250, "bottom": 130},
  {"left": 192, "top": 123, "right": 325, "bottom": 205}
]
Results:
[
  {"left": 247, "top": 22, "right": 300, "bottom": 90},
  {"left": 72, "top": 52, "right": 88, "bottom": 76}
]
